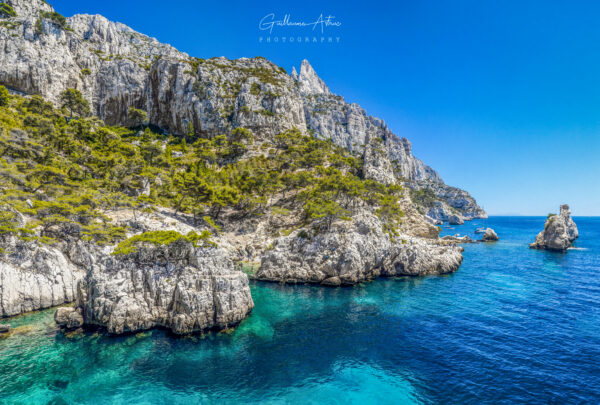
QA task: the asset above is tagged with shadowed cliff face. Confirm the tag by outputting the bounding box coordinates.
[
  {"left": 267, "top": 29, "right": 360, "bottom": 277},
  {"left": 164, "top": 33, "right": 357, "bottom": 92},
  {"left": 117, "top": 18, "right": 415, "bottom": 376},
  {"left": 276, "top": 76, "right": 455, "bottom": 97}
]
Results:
[{"left": 0, "top": 0, "right": 485, "bottom": 220}]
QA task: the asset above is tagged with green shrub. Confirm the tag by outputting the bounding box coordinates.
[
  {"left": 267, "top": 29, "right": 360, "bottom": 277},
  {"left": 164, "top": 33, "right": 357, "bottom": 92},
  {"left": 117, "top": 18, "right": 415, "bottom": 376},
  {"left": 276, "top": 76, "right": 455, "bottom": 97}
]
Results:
[
  {"left": 127, "top": 107, "right": 148, "bottom": 128},
  {"left": 258, "top": 109, "right": 274, "bottom": 117},
  {"left": 80, "top": 68, "right": 91, "bottom": 76},
  {"left": 298, "top": 229, "right": 309, "bottom": 239},
  {"left": 34, "top": 17, "right": 43, "bottom": 35},
  {"left": 0, "top": 85, "right": 9, "bottom": 107},
  {"left": 0, "top": 3, "right": 16, "bottom": 18},
  {"left": 40, "top": 11, "right": 70, "bottom": 30},
  {"left": 250, "top": 83, "right": 261, "bottom": 96},
  {"left": 112, "top": 230, "right": 214, "bottom": 255},
  {"left": 271, "top": 206, "right": 290, "bottom": 216},
  {"left": 60, "top": 88, "right": 90, "bottom": 117}
]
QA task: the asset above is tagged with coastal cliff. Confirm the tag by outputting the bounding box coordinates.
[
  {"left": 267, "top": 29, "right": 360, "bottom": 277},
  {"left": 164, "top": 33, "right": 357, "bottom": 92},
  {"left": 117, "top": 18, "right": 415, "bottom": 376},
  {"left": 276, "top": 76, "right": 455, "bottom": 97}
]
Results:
[
  {"left": 74, "top": 241, "right": 253, "bottom": 335},
  {"left": 0, "top": 0, "right": 486, "bottom": 329}
]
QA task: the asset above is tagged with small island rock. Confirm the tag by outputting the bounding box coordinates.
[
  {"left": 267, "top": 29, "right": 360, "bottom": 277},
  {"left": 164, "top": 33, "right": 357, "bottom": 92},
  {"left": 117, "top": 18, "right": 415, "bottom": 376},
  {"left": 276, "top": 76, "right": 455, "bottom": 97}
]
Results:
[
  {"left": 530, "top": 204, "right": 578, "bottom": 251},
  {"left": 482, "top": 228, "right": 499, "bottom": 242}
]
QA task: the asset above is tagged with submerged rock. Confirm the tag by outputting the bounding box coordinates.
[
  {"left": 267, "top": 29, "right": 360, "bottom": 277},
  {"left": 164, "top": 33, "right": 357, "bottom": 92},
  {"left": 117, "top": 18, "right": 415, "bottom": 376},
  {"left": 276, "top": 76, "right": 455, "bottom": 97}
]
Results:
[
  {"left": 481, "top": 228, "right": 499, "bottom": 242},
  {"left": 73, "top": 241, "right": 253, "bottom": 335},
  {"left": 0, "top": 324, "right": 10, "bottom": 334},
  {"left": 530, "top": 204, "right": 579, "bottom": 251},
  {"left": 256, "top": 212, "right": 463, "bottom": 285}
]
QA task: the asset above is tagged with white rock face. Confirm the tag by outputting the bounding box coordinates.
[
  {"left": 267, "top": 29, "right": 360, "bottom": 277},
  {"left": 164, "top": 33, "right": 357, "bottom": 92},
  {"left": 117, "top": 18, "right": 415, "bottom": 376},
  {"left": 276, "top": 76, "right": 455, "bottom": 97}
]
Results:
[
  {"left": 257, "top": 211, "right": 463, "bottom": 285},
  {"left": 363, "top": 135, "right": 396, "bottom": 185},
  {"left": 297, "top": 59, "right": 330, "bottom": 95},
  {"left": 423, "top": 183, "right": 488, "bottom": 222},
  {"left": 0, "top": 208, "right": 254, "bottom": 331},
  {"left": 0, "top": 236, "right": 84, "bottom": 317},
  {"left": 530, "top": 204, "right": 578, "bottom": 251},
  {"left": 75, "top": 241, "right": 253, "bottom": 334}
]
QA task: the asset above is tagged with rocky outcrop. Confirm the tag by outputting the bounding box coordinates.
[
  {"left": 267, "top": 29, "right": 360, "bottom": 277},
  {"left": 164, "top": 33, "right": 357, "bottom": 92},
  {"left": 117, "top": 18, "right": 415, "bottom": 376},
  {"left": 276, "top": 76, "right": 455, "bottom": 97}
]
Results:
[
  {"left": 0, "top": 236, "right": 84, "bottom": 317},
  {"left": 481, "top": 228, "right": 499, "bottom": 242},
  {"left": 530, "top": 204, "right": 578, "bottom": 251},
  {"left": 362, "top": 135, "right": 396, "bottom": 185},
  {"left": 54, "top": 306, "right": 83, "bottom": 329},
  {"left": 447, "top": 214, "right": 465, "bottom": 225},
  {"left": 0, "top": 323, "right": 9, "bottom": 334},
  {"left": 74, "top": 241, "right": 253, "bottom": 334},
  {"left": 298, "top": 59, "right": 330, "bottom": 95},
  {"left": 398, "top": 195, "right": 440, "bottom": 239},
  {"left": 440, "top": 235, "right": 474, "bottom": 243},
  {"left": 419, "top": 183, "right": 487, "bottom": 223},
  {"left": 256, "top": 212, "right": 463, "bottom": 285},
  {"left": 0, "top": 206, "right": 254, "bottom": 334}
]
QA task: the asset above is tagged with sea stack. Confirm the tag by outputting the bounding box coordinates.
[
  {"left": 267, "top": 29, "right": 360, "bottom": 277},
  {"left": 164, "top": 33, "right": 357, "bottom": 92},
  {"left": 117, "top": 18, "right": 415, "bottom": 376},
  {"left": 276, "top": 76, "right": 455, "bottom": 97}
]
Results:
[
  {"left": 530, "top": 204, "right": 579, "bottom": 251},
  {"left": 481, "top": 228, "right": 499, "bottom": 242}
]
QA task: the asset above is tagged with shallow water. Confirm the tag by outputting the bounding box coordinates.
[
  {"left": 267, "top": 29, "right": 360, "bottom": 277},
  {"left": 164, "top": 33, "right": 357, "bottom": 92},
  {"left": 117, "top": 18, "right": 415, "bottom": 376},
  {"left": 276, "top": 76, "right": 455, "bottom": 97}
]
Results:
[{"left": 1, "top": 217, "right": 599, "bottom": 404}]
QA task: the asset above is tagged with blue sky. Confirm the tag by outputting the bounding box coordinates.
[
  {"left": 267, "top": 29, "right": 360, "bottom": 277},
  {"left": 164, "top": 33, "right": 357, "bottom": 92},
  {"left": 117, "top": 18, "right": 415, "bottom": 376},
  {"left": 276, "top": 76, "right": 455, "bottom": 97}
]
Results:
[{"left": 52, "top": 0, "right": 600, "bottom": 215}]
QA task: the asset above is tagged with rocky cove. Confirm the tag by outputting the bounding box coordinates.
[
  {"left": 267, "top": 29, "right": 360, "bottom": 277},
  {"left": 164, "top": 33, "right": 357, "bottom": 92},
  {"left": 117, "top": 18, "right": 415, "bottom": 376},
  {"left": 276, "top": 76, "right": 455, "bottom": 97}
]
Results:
[{"left": 0, "top": 0, "right": 486, "bottom": 335}]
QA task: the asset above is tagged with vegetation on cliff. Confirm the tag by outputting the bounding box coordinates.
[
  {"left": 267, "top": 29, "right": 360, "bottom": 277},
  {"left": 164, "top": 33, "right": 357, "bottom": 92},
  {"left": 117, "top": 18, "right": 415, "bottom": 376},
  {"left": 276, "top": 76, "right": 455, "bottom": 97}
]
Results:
[{"left": 0, "top": 87, "right": 404, "bottom": 248}]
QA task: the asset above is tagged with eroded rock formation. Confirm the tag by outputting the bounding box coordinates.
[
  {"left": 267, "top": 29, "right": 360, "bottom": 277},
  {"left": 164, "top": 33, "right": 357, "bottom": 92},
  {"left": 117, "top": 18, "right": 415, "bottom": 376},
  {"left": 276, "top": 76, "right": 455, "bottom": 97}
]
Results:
[
  {"left": 257, "top": 212, "right": 463, "bottom": 285},
  {"left": 74, "top": 241, "right": 253, "bottom": 334},
  {"left": 530, "top": 204, "right": 578, "bottom": 251}
]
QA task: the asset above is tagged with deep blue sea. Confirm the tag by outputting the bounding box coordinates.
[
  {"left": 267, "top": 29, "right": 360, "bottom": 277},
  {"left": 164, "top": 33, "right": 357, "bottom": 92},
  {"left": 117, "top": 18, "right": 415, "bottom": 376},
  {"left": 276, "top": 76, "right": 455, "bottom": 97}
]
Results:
[{"left": 1, "top": 217, "right": 599, "bottom": 404}]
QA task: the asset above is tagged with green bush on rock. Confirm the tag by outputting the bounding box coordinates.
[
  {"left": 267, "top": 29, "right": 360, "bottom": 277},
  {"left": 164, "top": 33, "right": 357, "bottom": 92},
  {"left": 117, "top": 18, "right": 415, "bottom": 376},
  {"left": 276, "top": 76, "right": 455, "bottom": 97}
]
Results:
[
  {"left": 112, "top": 230, "right": 214, "bottom": 255},
  {"left": 0, "top": 85, "right": 9, "bottom": 107},
  {"left": 0, "top": 3, "right": 16, "bottom": 18}
]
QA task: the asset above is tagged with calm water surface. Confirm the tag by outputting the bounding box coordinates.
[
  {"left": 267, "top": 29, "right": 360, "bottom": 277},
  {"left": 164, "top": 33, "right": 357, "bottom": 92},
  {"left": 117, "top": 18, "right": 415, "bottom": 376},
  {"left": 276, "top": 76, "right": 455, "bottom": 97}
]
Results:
[{"left": 1, "top": 217, "right": 599, "bottom": 404}]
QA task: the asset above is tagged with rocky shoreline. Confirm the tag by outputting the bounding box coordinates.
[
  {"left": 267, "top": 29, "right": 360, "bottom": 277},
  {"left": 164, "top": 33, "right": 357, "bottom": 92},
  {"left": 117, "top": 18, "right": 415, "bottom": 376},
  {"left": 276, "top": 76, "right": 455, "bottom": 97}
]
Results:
[{"left": 0, "top": 0, "right": 488, "bottom": 335}]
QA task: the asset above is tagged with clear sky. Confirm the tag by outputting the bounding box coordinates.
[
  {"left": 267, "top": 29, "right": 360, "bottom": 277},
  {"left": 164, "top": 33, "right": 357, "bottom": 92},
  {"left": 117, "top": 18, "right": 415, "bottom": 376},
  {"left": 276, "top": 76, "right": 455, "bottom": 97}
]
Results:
[{"left": 51, "top": 0, "right": 600, "bottom": 216}]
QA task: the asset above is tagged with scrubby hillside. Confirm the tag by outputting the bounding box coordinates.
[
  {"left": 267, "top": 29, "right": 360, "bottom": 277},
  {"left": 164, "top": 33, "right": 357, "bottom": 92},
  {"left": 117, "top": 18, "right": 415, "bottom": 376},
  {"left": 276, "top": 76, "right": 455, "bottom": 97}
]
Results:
[{"left": 0, "top": 89, "right": 406, "bottom": 249}]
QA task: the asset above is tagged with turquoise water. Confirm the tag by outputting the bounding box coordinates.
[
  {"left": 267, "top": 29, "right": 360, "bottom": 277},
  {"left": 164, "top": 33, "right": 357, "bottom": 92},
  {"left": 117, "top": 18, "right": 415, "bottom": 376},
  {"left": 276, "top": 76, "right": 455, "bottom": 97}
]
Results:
[{"left": 1, "top": 217, "right": 599, "bottom": 404}]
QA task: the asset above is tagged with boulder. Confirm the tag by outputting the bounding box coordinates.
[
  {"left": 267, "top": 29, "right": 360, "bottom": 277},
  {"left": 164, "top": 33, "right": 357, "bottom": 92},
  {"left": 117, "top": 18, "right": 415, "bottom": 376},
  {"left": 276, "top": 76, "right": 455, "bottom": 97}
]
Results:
[
  {"left": 54, "top": 307, "right": 83, "bottom": 329},
  {"left": 530, "top": 204, "right": 579, "bottom": 251},
  {"left": 481, "top": 228, "right": 499, "bottom": 242},
  {"left": 447, "top": 214, "right": 465, "bottom": 225},
  {"left": 0, "top": 324, "right": 10, "bottom": 334}
]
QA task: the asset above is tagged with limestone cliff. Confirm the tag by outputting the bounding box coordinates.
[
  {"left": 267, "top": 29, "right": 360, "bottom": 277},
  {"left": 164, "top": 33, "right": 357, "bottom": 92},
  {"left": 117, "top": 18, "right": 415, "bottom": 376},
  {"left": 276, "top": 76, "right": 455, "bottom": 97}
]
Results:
[
  {"left": 75, "top": 241, "right": 254, "bottom": 335},
  {"left": 0, "top": 0, "right": 485, "bottom": 221}
]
